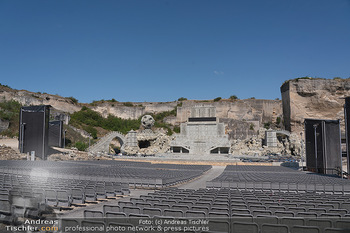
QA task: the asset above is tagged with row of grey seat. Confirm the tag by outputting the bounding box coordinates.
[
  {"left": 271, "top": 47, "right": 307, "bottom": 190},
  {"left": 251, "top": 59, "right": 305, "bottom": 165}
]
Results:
[
  {"left": 58, "top": 187, "right": 350, "bottom": 233},
  {"left": 0, "top": 172, "right": 130, "bottom": 227},
  {"left": 207, "top": 165, "right": 350, "bottom": 193},
  {"left": 56, "top": 217, "right": 350, "bottom": 233},
  {"left": 0, "top": 160, "right": 212, "bottom": 187}
]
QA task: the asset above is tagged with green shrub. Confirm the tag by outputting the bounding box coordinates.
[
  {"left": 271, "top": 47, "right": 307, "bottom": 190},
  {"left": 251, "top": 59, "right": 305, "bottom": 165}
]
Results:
[
  {"left": 276, "top": 117, "right": 281, "bottom": 125},
  {"left": 0, "top": 100, "right": 22, "bottom": 137},
  {"left": 264, "top": 122, "right": 271, "bottom": 129},
  {"left": 213, "top": 97, "right": 222, "bottom": 102},
  {"left": 173, "top": 126, "right": 180, "bottom": 133},
  {"left": 67, "top": 96, "right": 78, "bottom": 104},
  {"left": 178, "top": 97, "right": 187, "bottom": 101},
  {"left": 74, "top": 141, "right": 88, "bottom": 151},
  {"left": 83, "top": 125, "right": 98, "bottom": 139},
  {"left": 123, "top": 102, "right": 134, "bottom": 107},
  {"left": 249, "top": 124, "right": 254, "bottom": 130},
  {"left": 70, "top": 108, "right": 140, "bottom": 134},
  {"left": 0, "top": 83, "right": 10, "bottom": 88}
]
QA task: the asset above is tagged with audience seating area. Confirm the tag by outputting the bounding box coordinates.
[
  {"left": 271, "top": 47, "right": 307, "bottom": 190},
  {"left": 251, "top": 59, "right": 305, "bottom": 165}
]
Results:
[
  {"left": 75, "top": 187, "right": 350, "bottom": 233},
  {"left": 0, "top": 160, "right": 211, "bottom": 187},
  {"left": 2, "top": 162, "right": 350, "bottom": 232},
  {"left": 0, "top": 160, "right": 211, "bottom": 228},
  {"left": 207, "top": 165, "right": 350, "bottom": 194}
]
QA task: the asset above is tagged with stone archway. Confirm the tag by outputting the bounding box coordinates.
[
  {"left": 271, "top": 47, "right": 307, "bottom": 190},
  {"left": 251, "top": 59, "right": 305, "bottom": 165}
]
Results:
[{"left": 87, "top": 131, "right": 126, "bottom": 154}]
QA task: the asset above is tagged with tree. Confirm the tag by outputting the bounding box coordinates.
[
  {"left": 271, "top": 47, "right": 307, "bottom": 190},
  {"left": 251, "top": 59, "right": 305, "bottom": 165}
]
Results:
[{"left": 229, "top": 95, "right": 238, "bottom": 100}]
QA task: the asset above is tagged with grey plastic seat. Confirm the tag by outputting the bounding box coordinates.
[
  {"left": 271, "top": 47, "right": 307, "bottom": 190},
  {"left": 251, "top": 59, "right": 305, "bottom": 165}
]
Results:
[
  {"left": 71, "top": 188, "right": 85, "bottom": 204},
  {"left": 105, "top": 211, "right": 128, "bottom": 225},
  {"left": 45, "top": 189, "right": 57, "bottom": 206},
  {"left": 254, "top": 215, "right": 278, "bottom": 229},
  {"left": 307, "top": 219, "right": 332, "bottom": 233},
  {"left": 208, "top": 212, "right": 229, "bottom": 219},
  {"left": 232, "top": 208, "right": 250, "bottom": 215},
  {"left": 309, "top": 208, "right": 327, "bottom": 216},
  {"left": 291, "top": 225, "right": 321, "bottom": 233},
  {"left": 296, "top": 212, "right": 318, "bottom": 218},
  {"left": 122, "top": 206, "right": 141, "bottom": 216},
  {"left": 103, "top": 205, "right": 120, "bottom": 215},
  {"left": 135, "top": 202, "right": 152, "bottom": 209},
  {"left": 231, "top": 222, "right": 259, "bottom": 233},
  {"left": 84, "top": 188, "right": 97, "bottom": 201},
  {"left": 231, "top": 213, "right": 254, "bottom": 223},
  {"left": 0, "top": 199, "right": 13, "bottom": 224},
  {"left": 252, "top": 209, "right": 272, "bottom": 217},
  {"left": 57, "top": 190, "right": 71, "bottom": 207},
  {"left": 84, "top": 210, "right": 103, "bottom": 218},
  {"left": 324, "top": 228, "right": 350, "bottom": 233},
  {"left": 261, "top": 223, "right": 289, "bottom": 233},
  {"left": 280, "top": 217, "right": 305, "bottom": 229},
  {"left": 185, "top": 210, "right": 206, "bottom": 218},
  {"left": 335, "top": 219, "right": 350, "bottom": 229},
  {"left": 329, "top": 209, "right": 348, "bottom": 217},
  {"left": 142, "top": 207, "right": 162, "bottom": 217},
  {"left": 163, "top": 209, "right": 184, "bottom": 217},
  {"left": 153, "top": 203, "right": 171, "bottom": 212},
  {"left": 274, "top": 211, "right": 294, "bottom": 217},
  {"left": 319, "top": 213, "right": 342, "bottom": 219},
  {"left": 207, "top": 219, "right": 229, "bottom": 233}
]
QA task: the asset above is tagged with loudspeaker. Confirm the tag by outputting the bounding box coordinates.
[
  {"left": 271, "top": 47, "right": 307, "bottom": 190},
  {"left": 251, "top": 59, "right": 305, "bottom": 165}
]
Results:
[
  {"left": 304, "top": 119, "right": 341, "bottom": 175},
  {"left": 48, "top": 120, "right": 63, "bottom": 148},
  {"left": 345, "top": 97, "right": 350, "bottom": 175},
  {"left": 19, "top": 105, "right": 50, "bottom": 159}
]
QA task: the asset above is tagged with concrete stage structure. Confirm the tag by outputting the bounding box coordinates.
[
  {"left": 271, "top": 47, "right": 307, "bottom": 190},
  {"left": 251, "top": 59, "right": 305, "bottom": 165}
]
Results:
[{"left": 170, "top": 105, "right": 231, "bottom": 155}]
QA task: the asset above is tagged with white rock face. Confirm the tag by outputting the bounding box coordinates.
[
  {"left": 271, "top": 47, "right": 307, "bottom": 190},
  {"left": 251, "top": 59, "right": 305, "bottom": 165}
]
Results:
[
  {"left": 281, "top": 78, "right": 350, "bottom": 137},
  {"left": 0, "top": 87, "right": 81, "bottom": 113}
]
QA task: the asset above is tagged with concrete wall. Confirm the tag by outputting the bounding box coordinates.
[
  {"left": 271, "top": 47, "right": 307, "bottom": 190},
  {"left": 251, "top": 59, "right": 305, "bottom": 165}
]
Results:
[{"left": 177, "top": 100, "right": 282, "bottom": 126}]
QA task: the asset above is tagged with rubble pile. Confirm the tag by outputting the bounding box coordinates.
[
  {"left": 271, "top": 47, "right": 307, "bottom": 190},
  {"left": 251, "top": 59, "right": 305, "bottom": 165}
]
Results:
[
  {"left": 48, "top": 150, "right": 92, "bottom": 161},
  {"left": 0, "top": 145, "right": 26, "bottom": 160},
  {"left": 231, "top": 128, "right": 301, "bottom": 156}
]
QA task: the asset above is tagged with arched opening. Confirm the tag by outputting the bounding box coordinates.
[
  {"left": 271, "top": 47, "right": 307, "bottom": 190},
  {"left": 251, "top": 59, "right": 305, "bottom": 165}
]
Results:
[{"left": 108, "top": 135, "right": 125, "bottom": 154}]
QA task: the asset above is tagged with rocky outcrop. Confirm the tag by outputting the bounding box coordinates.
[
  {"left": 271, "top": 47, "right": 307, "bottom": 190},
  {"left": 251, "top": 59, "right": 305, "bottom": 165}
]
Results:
[
  {"left": 281, "top": 78, "right": 350, "bottom": 136},
  {"left": 0, "top": 119, "right": 9, "bottom": 133},
  {"left": 0, "top": 85, "right": 81, "bottom": 113},
  {"left": 91, "top": 102, "right": 177, "bottom": 119}
]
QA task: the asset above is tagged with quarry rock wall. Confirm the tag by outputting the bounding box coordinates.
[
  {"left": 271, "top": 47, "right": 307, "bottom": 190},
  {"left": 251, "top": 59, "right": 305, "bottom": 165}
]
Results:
[
  {"left": 281, "top": 78, "right": 350, "bottom": 136},
  {"left": 0, "top": 87, "right": 81, "bottom": 113}
]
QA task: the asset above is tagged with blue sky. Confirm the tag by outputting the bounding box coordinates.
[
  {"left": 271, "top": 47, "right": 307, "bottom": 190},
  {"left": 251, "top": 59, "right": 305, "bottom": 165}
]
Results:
[{"left": 1, "top": 0, "right": 350, "bottom": 103}]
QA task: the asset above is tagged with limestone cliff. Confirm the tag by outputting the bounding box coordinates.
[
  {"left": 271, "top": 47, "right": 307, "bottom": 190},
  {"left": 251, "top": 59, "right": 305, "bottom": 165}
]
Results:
[
  {"left": 0, "top": 85, "right": 81, "bottom": 113},
  {"left": 281, "top": 78, "right": 350, "bottom": 136},
  {"left": 0, "top": 85, "right": 282, "bottom": 132}
]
